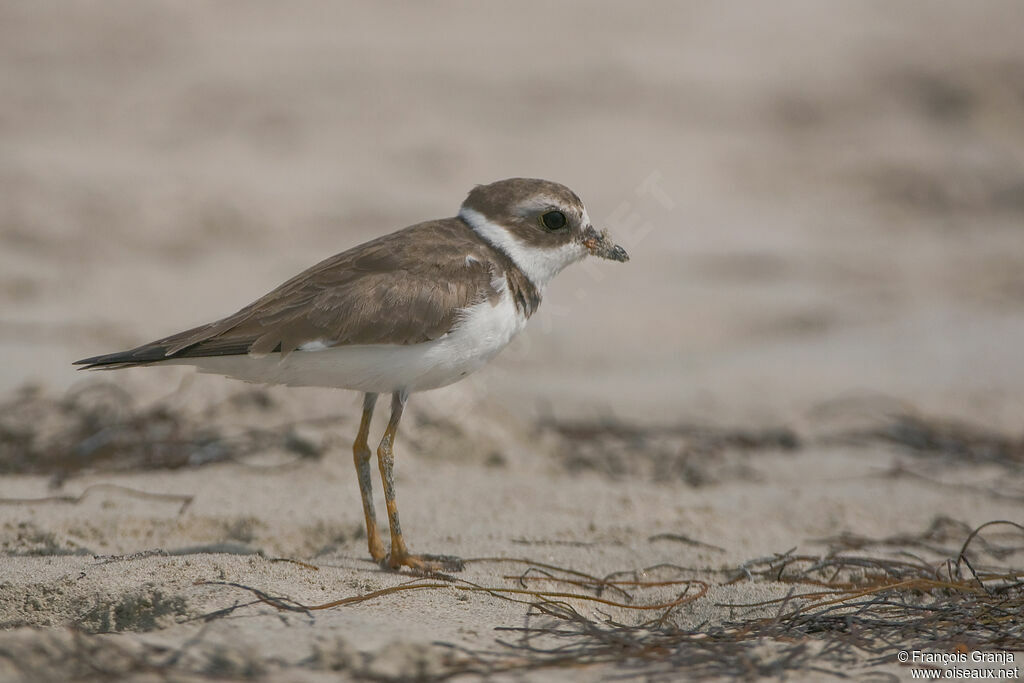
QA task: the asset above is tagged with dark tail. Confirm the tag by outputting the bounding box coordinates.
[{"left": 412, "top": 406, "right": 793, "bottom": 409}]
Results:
[
  {"left": 75, "top": 327, "right": 263, "bottom": 370},
  {"left": 73, "top": 344, "right": 177, "bottom": 370}
]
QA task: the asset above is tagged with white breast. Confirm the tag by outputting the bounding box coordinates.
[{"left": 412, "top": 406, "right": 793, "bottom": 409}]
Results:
[{"left": 172, "top": 288, "right": 528, "bottom": 393}]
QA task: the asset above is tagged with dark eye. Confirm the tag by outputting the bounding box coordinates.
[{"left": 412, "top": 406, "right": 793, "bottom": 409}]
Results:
[{"left": 541, "top": 211, "right": 567, "bottom": 230}]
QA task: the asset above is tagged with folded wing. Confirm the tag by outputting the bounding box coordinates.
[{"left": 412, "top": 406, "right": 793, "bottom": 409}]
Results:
[{"left": 75, "top": 219, "right": 501, "bottom": 369}]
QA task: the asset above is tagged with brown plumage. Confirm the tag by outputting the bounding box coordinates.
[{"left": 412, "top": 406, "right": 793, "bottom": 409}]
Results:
[
  {"left": 73, "top": 177, "right": 628, "bottom": 573},
  {"left": 74, "top": 218, "right": 540, "bottom": 369}
]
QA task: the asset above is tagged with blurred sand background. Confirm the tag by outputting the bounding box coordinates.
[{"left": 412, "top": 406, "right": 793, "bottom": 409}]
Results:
[{"left": 1, "top": 2, "right": 1024, "bottom": 680}]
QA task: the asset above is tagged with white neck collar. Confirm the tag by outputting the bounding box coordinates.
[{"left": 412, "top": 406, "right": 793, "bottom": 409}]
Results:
[{"left": 459, "top": 207, "right": 585, "bottom": 290}]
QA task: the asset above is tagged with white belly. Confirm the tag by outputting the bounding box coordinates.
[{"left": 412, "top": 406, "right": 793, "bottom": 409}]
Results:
[{"left": 171, "top": 289, "right": 528, "bottom": 393}]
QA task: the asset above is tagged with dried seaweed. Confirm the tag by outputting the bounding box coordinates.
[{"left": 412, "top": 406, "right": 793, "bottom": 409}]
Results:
[
  {"left": 438, "top": 520, "right": 1021, "bottom": 680},
  {"left": 543, "top": 417, "right": 800, "bottom": 485},
  {"left": 3, "top": 384, "right": 1022, "bottom": 679},
  {"left": 0, "top": 627, "right": 266, "bottom": 681},
  {"left": 0, "top": 382, "right": 330, "bottom": 481},
  {"left": 548, "top": 408, "right": 1024, "bottom": 484},
  {"left": 835, "top": 411, "right": 1024, "bottom": 469},
  {"left": 3, "top": 519, "right": 1020, "bottom": 681},
  {"left": 197, "top": 559, "right": 709, "bottom": 680},
  {"left": 179, "top": 519, "right": 1022, "bottom": 681}
]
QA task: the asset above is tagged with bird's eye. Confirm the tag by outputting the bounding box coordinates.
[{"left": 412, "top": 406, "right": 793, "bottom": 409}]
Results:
[{"left": 541, "top": 211, "right": 567, "bottom": 230}]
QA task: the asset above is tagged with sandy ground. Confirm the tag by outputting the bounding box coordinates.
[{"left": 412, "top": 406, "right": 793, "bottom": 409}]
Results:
[{"left": 2, "top": 2, "right": 1024, "bottom": 680}]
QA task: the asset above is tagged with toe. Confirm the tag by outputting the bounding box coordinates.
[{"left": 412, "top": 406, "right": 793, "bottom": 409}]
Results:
[{"left": 383, "top": 552, "right": 464, "bottom": 574}]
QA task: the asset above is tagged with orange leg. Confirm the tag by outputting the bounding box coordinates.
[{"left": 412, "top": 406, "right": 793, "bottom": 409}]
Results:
[
  {"left": 353, "top": 393, "right": 386, "bottom": 562},
  {"left": 376, "top": 391, "right": 463, "bottom": 573}
]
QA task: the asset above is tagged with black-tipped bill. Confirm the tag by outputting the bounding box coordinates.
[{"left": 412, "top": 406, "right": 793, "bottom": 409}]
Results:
[{"left": 582, "top": 227, "right": 630, "bottom": 262}]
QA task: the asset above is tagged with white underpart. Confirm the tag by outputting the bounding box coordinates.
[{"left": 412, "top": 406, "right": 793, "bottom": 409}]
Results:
[
  {"left": 458, "top": 207, "right": 587, "bottom": 291},
  {"left": 168, "top": 288, "right": 528, "bottom": 393}
]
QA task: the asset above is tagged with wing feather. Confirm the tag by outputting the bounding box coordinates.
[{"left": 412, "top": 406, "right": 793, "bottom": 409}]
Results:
[{"left": 75, "top": 219, "right": 502, "bottom": 368}]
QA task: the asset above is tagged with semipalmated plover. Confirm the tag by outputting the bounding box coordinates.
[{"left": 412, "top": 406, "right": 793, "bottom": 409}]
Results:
[{"left": 75, "top": 178, "right": 629, "bottom": 571}]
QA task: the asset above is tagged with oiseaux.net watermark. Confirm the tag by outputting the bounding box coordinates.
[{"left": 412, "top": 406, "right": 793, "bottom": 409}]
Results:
[{"left": 900, "top": 650, "right": 1019, "bottom": 679}]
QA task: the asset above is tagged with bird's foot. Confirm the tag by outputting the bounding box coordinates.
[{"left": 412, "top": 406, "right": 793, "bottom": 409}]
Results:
[
  {"left": 367, "top": 536, "right": 387, "bottom": 565},
  {"left": 383, "top": 551, "right": 465, "bottom": 574}
]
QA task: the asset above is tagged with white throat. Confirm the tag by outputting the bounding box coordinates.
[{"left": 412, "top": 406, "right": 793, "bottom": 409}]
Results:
[{"left": 459, "top": 207, "right": 586, "bottom": 290}]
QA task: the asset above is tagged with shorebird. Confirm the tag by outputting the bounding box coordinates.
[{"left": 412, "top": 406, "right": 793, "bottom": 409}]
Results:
[{"left": 75, "top": 178, "right": 629, "bottom": 571}]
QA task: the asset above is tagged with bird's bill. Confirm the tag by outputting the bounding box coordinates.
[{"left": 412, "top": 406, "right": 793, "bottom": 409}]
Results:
[{"left": 582, "top": 226, "right": 630, "bottom": 262}]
